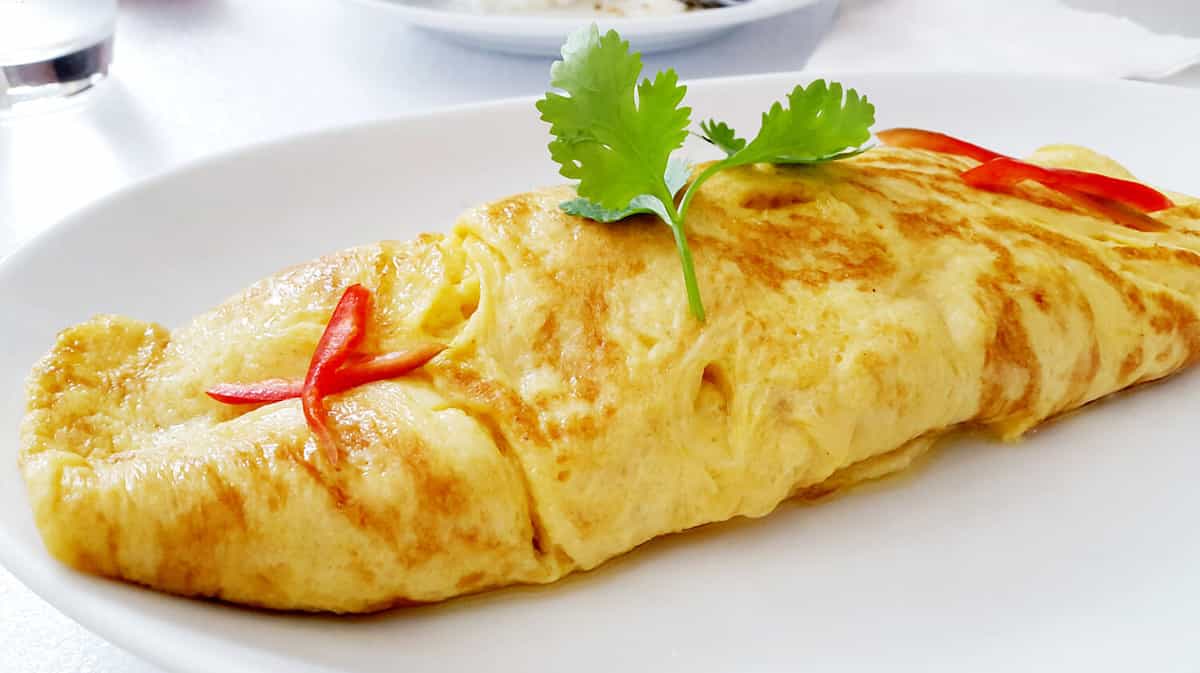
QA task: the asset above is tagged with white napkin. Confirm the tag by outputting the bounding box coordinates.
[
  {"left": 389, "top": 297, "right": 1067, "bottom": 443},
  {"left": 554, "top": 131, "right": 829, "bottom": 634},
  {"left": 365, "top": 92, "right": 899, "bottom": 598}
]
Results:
[{"left": 806, "top": 0, "right": 1200, "bottom": 79}]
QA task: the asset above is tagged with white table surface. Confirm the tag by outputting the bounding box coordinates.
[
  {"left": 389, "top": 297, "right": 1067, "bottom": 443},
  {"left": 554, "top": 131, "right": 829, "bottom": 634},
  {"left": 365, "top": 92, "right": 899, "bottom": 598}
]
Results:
[{"left": 0, "top": 1, "right": 1197, "bottom": 671}]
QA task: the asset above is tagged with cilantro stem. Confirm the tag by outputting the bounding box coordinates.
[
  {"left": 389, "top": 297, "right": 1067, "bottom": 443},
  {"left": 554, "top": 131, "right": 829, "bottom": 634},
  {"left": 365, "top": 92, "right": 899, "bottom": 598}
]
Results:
[
  {"left": 657, "top": 160, "right": 732, "bottom": 322},
  {"left": 677, "top": 161, "right": 729, "bottom": 221},
  {"left": 658, "top": 190, "right": 706, "bottom": 322}
]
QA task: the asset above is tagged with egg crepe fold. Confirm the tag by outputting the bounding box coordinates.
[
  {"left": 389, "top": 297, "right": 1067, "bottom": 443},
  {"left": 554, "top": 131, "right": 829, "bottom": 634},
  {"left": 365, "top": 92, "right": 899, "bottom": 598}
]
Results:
[{"left": 19, "top": 145, "right": 1200, "bottom": 612}]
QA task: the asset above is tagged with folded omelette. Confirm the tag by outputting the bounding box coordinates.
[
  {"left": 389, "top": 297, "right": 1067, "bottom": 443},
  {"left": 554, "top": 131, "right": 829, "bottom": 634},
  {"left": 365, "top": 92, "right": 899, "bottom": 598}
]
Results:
[{"left": 19, "top": 145, "right": 1200, "bottom": 613}]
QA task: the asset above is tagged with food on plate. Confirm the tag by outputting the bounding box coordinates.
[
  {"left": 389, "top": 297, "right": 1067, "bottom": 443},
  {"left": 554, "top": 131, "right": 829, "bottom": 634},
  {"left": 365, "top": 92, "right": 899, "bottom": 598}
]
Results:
[{"left": 17, "top": 28, "right": 1200, "bottom": 614}]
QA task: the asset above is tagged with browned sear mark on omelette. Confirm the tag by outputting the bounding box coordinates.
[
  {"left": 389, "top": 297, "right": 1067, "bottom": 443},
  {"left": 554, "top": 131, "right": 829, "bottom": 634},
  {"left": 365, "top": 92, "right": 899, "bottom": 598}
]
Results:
[
  {"left": 983, "top": 215, "right": 1149, "bottom": 315},
  {"left": 434, "top": 362, "right": 544, "bottom": 443},
  {"left": 1030, "top": 288, "right": 1049, "bottom": 311},
  {"left": 486, "top": 193, "right": 533, "bottom": 225},
  {"left": 148, "top": 459, "right": 256, "bottom": 597},
  {"left": 1151, "top": 291, "right": 1200, "bottom": 364},
  {"left": 540, "top": 284, "right": 621, "bottom": 406},
  {"left": 1113, "top": 244, "right": 1200, "bottom": 268},
  {"left": 689, "top": 199, "right": 896, "bottom": 292},
  {"left": 424, "top": 360, "right": 565, "bottom": 562},
  {"left": 739, "top": 191, "right": 814, "bottom": 211},
  {"left": 855, "top": 148, "right": 974, "bottom": 173},
  {"left": 1120, "top": 346, "right": 1145, "bottom": 381},
  {"left": 1001, "top": 186, "right": 1093, "bottom": 218},
  {"left": 204, "top": 463, "right": 248, "bottom": 531},
  {"left": 456, "top": 571, "right": 486, "bottom": 591},
  {"left": 1062, "top": 340, "right": 1103, "bottom": 413},
  {"left": 891, "top": 207, "right": 969, "bottom": 240},
  {"left": 328, "top": 433, "right": 466, "bottom": 537},
  {"left": 973, "top": 237, "right": 1043, "bottom": 423},
  {"left": 852, "top": 165, "right": 975, "bottom": 203}
]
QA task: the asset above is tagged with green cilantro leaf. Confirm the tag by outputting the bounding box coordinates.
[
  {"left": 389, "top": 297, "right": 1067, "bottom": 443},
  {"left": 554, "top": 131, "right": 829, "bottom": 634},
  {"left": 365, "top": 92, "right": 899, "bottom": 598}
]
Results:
[
  {"left": 727, "top": 80, "right": 875, "bottom": 166},
  {"left": 535, "top": 25, "right": 691, "bottom": 211},
  {"left": 560, "top": 157, "right": 692, "bottom": 222},
  {"left": 537, "top": 25, "right": 704, "bottom": 320},
  {"left": 678, "top": 80, "right": 875, "bottom": 216},
  {"left": 537, "top": 27, "right": 877, "bottom": 322},
  {"left": 699, "top": 119, "right": 746, "bottom": 156}
]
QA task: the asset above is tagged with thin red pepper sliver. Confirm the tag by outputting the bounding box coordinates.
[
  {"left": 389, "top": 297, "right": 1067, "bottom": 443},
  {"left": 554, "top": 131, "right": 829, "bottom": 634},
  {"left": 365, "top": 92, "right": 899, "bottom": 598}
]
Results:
[
  {"left": 333, "top": 344, "right": 447, "bottom": 391},
  {"left": 207, "top": 378, "right": 303, "bottom": 404},
  {"left": 1055, "top": 188, "right": 1169, "bottom": 233},
  {"left": 205, "top": 344, "right": 446, "bottom": 405},
  {"left": 879, "top": 128, "right": 1175, "bottom": 220},
  {"left": 876, "top": 128, "right": 1008, "bottom": 164},
  {"left": 962, "top": 158, "right": 1174, "bottom": 213},
  {"left": 303, "top": 284, "right": 371, "bottom": 463}
]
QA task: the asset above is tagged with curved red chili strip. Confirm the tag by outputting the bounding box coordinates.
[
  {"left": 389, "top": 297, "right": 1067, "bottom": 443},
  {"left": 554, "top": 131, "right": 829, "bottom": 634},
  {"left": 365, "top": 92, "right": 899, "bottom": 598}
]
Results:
[
  {"left": 879, "top": 128, "right": 1175, "bottom": 217},
  {"left": 206, "top": 378, "right": 303, "bottom": 404},
  {"left": 303, "top": 284, "right": 371, "bottom": 463},
  {"left": 334, "top": 344, "right": 447, "bottom": 391},
  {"left": 206, "top": 344, "right": 447, "bottom": 406},
  {"left": 962, "top": 158, "right": 1174, "bottom": 213},
  {"left": 1054, "top": 189, "right": 1169, "bottom": 233},
  {"left": 876, "top": 128, "right": 1008, "bottom": 164}
]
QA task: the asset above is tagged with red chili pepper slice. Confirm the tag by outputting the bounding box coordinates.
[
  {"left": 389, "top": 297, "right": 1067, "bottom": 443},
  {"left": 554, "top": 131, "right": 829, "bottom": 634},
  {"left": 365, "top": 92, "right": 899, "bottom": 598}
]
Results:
[
  {"left": 206, "top": 344, "right": 446, "bottom": 405},
  {"left": 207, "top": 378, "right": 303, "bottom": 404},
  {"left": 333, "top": 344, "right": 447, "bottom": 391},
  {"left": 303, "top": 284, "right": 371, "bottom": 463},
  {"left": 876, "top": 128, "right": 1007, "bottom": 164},
  {"left": 1054, "top": 189, "right": 1169, "bottom": 233},
  {"left": 878, "top": 127, "right": 1175, "bottom": 220},
  {"left": 962, "top": 158, "right": 1174, "bottom": 213}
]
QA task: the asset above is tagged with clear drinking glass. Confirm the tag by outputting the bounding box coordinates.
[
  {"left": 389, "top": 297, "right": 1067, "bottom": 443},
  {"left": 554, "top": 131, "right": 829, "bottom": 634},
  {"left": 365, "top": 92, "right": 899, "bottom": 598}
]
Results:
[{"left": 0, "top": 0, "right": 117, "bottom": 115}]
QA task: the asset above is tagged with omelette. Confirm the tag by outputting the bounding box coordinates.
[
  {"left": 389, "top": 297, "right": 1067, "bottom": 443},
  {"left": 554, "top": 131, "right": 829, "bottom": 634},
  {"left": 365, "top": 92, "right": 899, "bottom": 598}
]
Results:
[{"left": 18, "top": 144, "right": 1200, "bottom": 613}]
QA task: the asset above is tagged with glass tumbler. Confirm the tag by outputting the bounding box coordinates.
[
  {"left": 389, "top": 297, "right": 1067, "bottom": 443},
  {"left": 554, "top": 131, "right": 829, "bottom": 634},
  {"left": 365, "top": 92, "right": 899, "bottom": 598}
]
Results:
[{"left": 0, "top": 0, "right": 117, "bottom": 115}]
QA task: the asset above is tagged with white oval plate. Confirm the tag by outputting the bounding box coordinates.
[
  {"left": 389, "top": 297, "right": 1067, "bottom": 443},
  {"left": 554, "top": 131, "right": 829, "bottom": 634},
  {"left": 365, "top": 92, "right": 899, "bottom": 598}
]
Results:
[
  {"left": 2, "top": 73, "right": 1200, "bottom": 673},
  {"left": 344, "top": 0, "right": 826, "bottom": 55}
]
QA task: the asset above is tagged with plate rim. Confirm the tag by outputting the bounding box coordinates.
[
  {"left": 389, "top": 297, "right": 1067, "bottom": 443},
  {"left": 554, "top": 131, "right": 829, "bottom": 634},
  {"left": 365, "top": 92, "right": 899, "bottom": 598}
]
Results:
[
  {"left": 342, "top": 0, "right": 821, "bottom": 36},
  {"left": 3, "top": 70, "right": 1200, "bottom": 673}
]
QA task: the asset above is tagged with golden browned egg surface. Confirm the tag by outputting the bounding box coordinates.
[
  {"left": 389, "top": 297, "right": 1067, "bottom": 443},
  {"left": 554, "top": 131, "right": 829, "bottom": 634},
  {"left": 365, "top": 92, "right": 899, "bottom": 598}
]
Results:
[{"left": 19, "top": 146, "right": 1200, "bottom": 612}]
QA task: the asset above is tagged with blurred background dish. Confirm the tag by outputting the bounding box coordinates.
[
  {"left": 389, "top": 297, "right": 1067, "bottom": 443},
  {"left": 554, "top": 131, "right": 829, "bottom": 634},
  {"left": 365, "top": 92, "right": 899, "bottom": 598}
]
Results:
[{"left": 343, "top": 0, "right": 826, "bottom": 54}]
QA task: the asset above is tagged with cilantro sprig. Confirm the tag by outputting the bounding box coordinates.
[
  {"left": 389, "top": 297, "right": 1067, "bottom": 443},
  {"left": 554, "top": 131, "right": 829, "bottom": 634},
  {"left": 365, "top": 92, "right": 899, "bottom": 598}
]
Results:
[{"left": 537, "top": 25, "right": 876, "bottom": 321}]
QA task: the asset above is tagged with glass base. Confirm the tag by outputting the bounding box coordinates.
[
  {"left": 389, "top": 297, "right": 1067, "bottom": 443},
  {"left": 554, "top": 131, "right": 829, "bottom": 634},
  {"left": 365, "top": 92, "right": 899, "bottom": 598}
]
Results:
[{"left": 1, "top": 36, "right": 112, "bottom": 116}]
